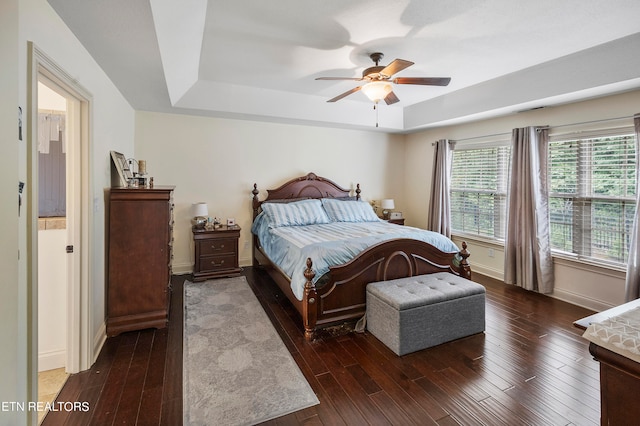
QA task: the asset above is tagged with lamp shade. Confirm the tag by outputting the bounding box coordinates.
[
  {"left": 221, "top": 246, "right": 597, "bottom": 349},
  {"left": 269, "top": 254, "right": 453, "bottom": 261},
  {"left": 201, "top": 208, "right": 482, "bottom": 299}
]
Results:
[
  {"left": 381, "top": 199, "right": 395, "bottom": 210},
  {"left": 361, "top": 81, "right": 392, "bottom": 103},
  {"left": 192, "top": 202, "right": 208, "bottom": 217}
]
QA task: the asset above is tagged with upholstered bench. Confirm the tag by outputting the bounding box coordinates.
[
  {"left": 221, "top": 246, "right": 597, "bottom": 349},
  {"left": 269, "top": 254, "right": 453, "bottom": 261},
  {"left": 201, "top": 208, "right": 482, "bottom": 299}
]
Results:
[{"left": 366, "top": 272, "right": 486, "bottom": 356}]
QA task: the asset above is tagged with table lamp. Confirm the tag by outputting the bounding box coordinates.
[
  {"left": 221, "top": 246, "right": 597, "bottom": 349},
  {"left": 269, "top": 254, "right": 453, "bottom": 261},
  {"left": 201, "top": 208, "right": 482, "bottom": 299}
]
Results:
[
  {"left": 381, "top": 199, "right": 395, "bottom": 220},
  {"left": 192, "top": 202, "right": 208, "bottom": 229}
]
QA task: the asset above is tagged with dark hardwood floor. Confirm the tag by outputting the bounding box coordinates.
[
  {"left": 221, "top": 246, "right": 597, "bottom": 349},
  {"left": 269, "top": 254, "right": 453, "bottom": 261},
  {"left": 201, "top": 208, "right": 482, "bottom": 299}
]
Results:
[{"left": 43, "top": 268, "right": 601, "bottom": 425}]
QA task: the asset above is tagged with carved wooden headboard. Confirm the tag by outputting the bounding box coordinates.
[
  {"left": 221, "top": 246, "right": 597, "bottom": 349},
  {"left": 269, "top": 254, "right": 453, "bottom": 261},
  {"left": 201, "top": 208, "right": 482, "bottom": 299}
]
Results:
[{"left": 252, "top": 172, "right": 361, "bottom": 219}]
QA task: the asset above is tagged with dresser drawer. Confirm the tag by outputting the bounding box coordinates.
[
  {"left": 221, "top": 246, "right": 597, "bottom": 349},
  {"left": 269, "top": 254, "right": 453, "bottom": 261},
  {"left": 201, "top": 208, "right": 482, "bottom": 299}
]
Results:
[
  {"left": 199, "top": 253, "right": 237, "bottom": 272},
  {"left": 198, "top": 237, "right": 236, "bottom": 255}
]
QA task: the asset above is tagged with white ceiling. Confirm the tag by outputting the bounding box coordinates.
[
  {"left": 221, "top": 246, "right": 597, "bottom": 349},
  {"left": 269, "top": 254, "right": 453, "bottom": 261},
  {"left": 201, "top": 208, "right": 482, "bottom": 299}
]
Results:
[{"left": 48, "top": 0, "right": 640, "bottom": 133}]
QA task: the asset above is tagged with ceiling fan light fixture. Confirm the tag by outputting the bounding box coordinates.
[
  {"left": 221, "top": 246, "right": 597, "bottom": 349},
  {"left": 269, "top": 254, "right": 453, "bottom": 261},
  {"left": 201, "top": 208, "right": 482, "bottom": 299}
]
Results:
[{"left": 361, "top": 81, "right": 392, "bottom": 103}]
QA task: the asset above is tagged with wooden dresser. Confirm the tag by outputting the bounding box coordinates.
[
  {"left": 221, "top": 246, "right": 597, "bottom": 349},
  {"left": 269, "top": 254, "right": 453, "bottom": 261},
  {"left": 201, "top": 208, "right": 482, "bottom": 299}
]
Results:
[
  {"left": 574, "top": 299, "right": 640, "bottom": 425},
  {"left": 192, "top": 225, "right": 241, "bottom": 281},
  {"left": 107, "top": 186, "right": 175, "bottom": 336}
]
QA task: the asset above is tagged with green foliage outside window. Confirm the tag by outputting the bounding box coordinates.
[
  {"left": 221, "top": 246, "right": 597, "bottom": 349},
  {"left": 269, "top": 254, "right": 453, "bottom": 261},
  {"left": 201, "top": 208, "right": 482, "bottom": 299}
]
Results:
[{"left": 548, "top": 134, "right": 636, "bottom": 263}]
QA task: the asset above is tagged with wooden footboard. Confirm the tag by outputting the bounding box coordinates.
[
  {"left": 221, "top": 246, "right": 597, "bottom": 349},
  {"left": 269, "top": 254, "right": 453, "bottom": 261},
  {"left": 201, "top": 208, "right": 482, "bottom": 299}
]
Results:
[{"left": 301, "top": 238, "right": 470, "bottom": 339}]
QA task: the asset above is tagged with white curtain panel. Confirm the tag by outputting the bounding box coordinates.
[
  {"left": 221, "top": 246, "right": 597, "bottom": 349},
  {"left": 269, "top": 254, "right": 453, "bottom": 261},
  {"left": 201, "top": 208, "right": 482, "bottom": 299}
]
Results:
[
  {"left": 625, "top": 113, "right": 640, "bottom": 301},
  {"left": 504, "top": 127, "right": 554, "bottom": 293},
  {"left": 428, "top": 139, "right": 453, "bottom": 237}
]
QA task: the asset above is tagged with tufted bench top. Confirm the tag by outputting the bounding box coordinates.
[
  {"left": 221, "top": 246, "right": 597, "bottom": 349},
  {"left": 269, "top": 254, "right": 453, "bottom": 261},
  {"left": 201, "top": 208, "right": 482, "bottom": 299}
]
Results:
[{"left": 367, "top": 272, "right": 486, "bottom": 311}]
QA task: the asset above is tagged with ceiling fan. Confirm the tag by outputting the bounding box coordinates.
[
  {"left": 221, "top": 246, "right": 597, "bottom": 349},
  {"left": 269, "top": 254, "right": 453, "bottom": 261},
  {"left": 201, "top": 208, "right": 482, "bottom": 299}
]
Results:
[{"left": 316, "top": 52, "right": 451, "bottom": 105}]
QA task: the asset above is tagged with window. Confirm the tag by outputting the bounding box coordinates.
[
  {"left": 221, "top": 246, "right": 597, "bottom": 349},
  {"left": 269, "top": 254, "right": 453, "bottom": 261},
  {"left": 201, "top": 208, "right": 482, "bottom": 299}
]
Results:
[
  {"left": 38, "top": 112, "right": 66, "bottom": 218},
  {"left": 450, "top": 143, "right": 511, "bottom": 239},
  {"left": 548, "top": 130, "right": 637, "bottom": 264}
]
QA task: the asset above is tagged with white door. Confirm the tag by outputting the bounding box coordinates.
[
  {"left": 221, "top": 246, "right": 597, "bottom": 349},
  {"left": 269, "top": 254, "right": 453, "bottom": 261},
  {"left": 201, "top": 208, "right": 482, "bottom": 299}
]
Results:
[{"left": 36, "top": 80, "right": 69, "bottom": 372}]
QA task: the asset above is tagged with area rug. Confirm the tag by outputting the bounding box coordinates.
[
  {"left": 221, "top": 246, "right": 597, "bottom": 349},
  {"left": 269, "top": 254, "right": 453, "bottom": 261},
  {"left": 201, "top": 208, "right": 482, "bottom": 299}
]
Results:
[{"left": 183, "top": 276, "right": 319, "bottom": 425}]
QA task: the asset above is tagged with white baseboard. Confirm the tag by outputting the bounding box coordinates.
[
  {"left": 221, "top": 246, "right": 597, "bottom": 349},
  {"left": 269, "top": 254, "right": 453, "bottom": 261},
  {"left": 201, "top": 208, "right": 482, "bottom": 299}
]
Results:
[
  {"left": 472, "top": 264, "right": 503, "bottom": 281},
  {"left": 550, "top": 288, "right": 614, "bottom": 312},
  {"left": 172, "top": 261, "right": 192, "bottom": 275},
  {"left": 471, "top": 266, "right": 608, "bottom": 312},
  {"left": 39, "top": 349, "right": 65, "bottom": 372},
  {"left": 92, "top": 321, "right": 107, "bottom": 367}
]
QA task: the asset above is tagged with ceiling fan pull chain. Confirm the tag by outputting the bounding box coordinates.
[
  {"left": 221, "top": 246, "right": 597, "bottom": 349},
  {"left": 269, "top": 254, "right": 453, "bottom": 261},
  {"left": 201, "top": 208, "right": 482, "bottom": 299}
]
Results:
[{"left": 374, "top": 102, "right": 379, "bottom": 127}]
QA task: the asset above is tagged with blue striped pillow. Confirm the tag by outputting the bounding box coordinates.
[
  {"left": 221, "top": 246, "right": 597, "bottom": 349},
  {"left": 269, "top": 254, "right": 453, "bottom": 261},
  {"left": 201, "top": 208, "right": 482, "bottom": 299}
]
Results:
[
  {"left": 321, "top": 198, "right": 380, "bottom": 222},
  {"left": 261, "top": 199, "right": 331, "bottom": 228}
]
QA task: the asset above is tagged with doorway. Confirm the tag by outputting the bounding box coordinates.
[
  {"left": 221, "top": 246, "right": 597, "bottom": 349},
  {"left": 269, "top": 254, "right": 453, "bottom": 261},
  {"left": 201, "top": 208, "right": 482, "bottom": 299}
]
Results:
[
  {"left": 37, "top": 80, "right": 68, "bottom": 374},
  {"left": 36, "top": 79, "right": 70, "bottom": 422},
  {"left": 27, "top": 44, "right": 94, "bottom": 423}
]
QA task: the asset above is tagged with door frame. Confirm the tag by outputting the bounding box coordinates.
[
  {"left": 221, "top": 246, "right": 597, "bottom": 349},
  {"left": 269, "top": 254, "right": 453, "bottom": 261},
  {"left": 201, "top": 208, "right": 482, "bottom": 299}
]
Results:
[{"left": 27, "top": 42, "right": 93, "bottom": 384}]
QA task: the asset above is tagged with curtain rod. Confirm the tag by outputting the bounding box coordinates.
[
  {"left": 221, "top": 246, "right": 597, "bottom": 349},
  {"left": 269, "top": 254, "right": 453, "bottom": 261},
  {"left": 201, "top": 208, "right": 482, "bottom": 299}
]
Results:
[
  {"left": 431, "top": 131, "right": 510, "bottom": 145},
  {"left": 549, "top": 114, "right": 635, "bottom": 132},
  {"left": 450, "top": 131, "right": 511, "bottom": 143},
  {"left": 432, "top": 113, "right": 637, "bottom": 145}
]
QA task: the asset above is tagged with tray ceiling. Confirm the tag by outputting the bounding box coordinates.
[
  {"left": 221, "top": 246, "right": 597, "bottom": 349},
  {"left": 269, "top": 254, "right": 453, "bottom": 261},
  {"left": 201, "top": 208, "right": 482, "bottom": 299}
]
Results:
[{"left": 48, "top": 0, "right": 640, "bottom": 132}]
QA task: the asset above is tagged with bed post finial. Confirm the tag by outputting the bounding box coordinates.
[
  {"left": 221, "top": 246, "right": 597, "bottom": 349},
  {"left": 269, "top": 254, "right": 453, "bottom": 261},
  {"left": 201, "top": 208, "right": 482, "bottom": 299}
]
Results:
[
  {"left": 252, "top": 183, "right": 260, "bottom": 217},
  {"left": 355, "top": 183, "right": 361, "bottom": 200},
  {"left": 303, "top": 258, "right": 318, "bottom": 340},
  {"left": 459, "top": 241, "right": 471, "bottom": 280}
]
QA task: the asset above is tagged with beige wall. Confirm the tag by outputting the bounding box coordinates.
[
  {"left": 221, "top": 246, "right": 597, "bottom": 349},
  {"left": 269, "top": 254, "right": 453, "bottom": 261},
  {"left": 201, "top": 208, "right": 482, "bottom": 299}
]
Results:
[
  {"left": 405, "top": 89, "right": 640, "bottom": 311},
  {"left": 134, "top": 111, "right": 406, "bottom": 272},
  {"left": 136, "top": 90, "right": 640, "bottom": 312}
]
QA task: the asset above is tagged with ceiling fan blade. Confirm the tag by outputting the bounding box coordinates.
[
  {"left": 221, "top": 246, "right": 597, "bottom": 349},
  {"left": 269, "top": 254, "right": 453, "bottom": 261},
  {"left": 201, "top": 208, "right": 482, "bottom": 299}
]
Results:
[
  {"left": 327, "top": 86, "right": 362, "bottom": 102},
  {"left": 315, "top": 77, "right": 363, "bottom": 81},
  {"left": 384, "top": 91, "right": 400, "bottom": 105},
  {"left": 393, "top": 77, "right": 451, "bottom": 86},
  {"left": 380, "top": 59, "right": 414, "bottom": 77}
]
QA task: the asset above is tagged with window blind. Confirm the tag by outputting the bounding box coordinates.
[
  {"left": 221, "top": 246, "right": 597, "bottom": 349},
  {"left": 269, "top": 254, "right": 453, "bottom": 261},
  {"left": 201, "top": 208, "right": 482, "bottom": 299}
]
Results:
[
  {"left": 548, "top": 132, "right": 637, "bottom": 263},
  {"left": 450, "top": 145, "right": 511, "bottom": 239}
]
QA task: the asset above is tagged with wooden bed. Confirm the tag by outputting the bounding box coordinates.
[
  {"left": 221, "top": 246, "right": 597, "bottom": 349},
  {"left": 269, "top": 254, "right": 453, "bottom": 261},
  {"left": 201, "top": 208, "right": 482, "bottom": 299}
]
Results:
[{"left": 251, "top": 172, "right": 471, "bottom": 340}]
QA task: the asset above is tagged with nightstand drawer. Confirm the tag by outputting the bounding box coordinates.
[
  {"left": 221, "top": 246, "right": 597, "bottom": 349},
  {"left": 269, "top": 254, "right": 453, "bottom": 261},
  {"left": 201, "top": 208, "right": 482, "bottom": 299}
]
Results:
[
  {"left": 199, "top": 254, "right": 237, "bottom": 272},
  {"left": 198, "top": 238, "right": 236, "bottom": 255},
  {"left": 192, "top": 224, "right": 241, "bottom": 281}
]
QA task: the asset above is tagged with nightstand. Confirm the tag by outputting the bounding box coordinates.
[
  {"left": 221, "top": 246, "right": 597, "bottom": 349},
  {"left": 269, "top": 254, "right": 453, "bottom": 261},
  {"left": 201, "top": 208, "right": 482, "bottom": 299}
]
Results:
[
  {"left": 387, "top": 218, "right": 405, "bottom": 225},
  {"left": 192, "top": 225, "right": 241, "bottom": 281}
]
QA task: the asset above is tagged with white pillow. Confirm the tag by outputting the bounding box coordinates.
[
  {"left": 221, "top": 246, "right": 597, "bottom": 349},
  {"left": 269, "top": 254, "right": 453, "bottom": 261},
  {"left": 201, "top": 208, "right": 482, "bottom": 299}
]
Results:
[
  {"left": 321, "top": 198, "right": 380, "bottom": 222},
  {"left": 261, "top": 199, "right": 331, "bottom": 227}
]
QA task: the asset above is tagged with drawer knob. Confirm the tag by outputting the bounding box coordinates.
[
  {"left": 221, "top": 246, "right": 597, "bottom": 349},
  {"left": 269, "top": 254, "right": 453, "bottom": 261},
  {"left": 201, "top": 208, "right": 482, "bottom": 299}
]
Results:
[
  {"left": 211, "top": 260, "right": 225, "bottom": 266},
  {"left": 211, "top": 244, "right": 225, "bottom": 249}
]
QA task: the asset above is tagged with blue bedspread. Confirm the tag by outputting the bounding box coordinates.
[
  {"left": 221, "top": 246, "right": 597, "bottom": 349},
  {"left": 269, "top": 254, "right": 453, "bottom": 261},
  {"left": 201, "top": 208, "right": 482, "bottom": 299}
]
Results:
[{"left": 252, "top": 213, "right": 460, "bottom": 301}]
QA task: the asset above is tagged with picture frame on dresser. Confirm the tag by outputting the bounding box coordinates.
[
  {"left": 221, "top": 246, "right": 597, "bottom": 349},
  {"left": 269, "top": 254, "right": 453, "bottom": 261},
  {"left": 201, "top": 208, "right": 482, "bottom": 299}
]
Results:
[{"left": 110, "top": 150, "right": 132, "bottom": 188}]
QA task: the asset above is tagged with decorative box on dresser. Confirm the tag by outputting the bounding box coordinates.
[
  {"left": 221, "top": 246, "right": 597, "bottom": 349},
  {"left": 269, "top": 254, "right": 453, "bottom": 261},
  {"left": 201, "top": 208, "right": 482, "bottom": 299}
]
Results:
[
  {"left": 107, "top": 186, "right": 175, "bottom": 337},
  {"left": 192, "top": 225, "right": 241, "bottom": 281}
]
